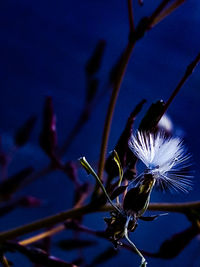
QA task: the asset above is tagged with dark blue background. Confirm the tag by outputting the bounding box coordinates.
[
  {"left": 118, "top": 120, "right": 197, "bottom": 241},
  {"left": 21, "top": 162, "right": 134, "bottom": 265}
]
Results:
[{"left": 0, "top": 0, "right": 200, "bottom": 266}]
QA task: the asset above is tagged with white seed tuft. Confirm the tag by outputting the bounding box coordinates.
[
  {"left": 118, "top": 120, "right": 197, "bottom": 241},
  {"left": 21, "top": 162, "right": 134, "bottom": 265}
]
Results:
[{"left": 128, "top": 131, "right": 193, "bottom": 193}]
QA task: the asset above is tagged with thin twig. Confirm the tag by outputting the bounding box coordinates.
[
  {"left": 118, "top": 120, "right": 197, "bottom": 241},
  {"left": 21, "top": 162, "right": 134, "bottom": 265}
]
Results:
[
  {"left": 151, "top": 0, "right": 186, "bottom": 27},
  {"left": 127, "top": 0, "right": 135, "bottom": 33},
  {"left": 159, "top": 52, "right": 200, "bottom": 120},
  {"left": 19, "top": 224, "right": 65, "bottom": 246},
  {"left": 97, "top": 42, "right": 135, "bottom": 182},
  {"left": 148, "top": 201, "right": 200, "bottom": 213},
  {"left": 124, "top": 216, "right": 147, "bottom": 266},
  {"left": 97, "top": 0, "right": 137, "bottom": 182},
  {"left": 0, "top": 204, "right": 93, "bottom": 242}
]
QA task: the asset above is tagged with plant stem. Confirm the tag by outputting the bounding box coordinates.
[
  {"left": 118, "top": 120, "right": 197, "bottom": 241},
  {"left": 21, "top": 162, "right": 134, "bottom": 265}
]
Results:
[
  {"left": 0, "top": 204, "right": 93, "bottom": 242},
  {"left": 0, "top": 201, "right": 200, "bottom": 243},
  {"left": 128, "top": 0, "right": 135, "bottom": 33},
  {"left": 97, "top": 0, "right": 174, "bottom": 182},
  {"left": 97, "top": 42, "right": 135, "bottom": 181},
  {"left": 19, "top": 224, "right": 65, "bottom": 246},
  {"left": 148, "top": 201, "right": 200, "bottom": 213},
  {"left": 97, "top": 0, "right": 136, "bottom": 182},
  {"left": 159, "top": 52, "right": 200, "bottom": 120}
]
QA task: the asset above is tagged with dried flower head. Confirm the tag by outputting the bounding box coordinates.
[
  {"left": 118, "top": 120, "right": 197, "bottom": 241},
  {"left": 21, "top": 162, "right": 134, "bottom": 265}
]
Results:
[{"left": 128, "top": 131, "right": 193, "bottom": 193}]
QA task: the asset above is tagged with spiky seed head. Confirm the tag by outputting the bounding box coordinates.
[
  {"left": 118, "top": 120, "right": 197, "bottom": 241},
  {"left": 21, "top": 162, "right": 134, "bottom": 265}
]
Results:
[{"left": 128, "top": 131, "right": 193, "bottom": 193}]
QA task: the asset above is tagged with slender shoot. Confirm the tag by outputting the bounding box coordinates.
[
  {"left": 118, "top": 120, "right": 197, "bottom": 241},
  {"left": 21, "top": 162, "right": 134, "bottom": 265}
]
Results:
[
  {"left": 124, "top": 216, "right": 147, "bottom": 267},
  {"left": 113, "top": 150, "right": 124, "bottom": 204},
  {"left": 79, "top": 157, "right": 121, "bottom": 213}
]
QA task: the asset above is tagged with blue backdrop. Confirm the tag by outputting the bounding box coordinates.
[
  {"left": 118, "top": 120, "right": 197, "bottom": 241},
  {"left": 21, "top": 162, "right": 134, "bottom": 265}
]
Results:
[{"left": 0, "top": 0, "right": 200, "bottom": 266}]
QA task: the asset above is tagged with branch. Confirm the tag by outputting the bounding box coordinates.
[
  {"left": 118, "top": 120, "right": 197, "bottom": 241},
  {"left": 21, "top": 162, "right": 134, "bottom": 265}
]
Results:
[
  {"left": 97, "top": 0, "right": 181, "bottom": 182},
  {"left": 159, "top": 52, "right": 200, "bottom": 120},
  {"left": 148, "top": 201, "right": 200, "bottom": 213},
  {"left": 97, "top": 0, "right": 137, "bottom": 181},
  {"left": 127, "top": 0, "right": 135, "bottom": 33},
  {"left": 97, "top": 42, "right": 135, "bottom": 181},
  {"left": 0, "top": 200, "right": 200, "bottom": 243},
  {"left": 0, "top": 204, "right": 93, "bottom": 243}
]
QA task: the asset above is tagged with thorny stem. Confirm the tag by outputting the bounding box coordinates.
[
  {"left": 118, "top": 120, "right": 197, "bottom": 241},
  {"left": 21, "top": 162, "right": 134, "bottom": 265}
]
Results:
[
  {"left": 124, "top": 216, "right": 147, "bottom": 267},
  {"left": 159, "top": 52, "right": 200, "bottom": 121},
  {"left": 0, "top": 201, "right": 200, "bottom": 243}
]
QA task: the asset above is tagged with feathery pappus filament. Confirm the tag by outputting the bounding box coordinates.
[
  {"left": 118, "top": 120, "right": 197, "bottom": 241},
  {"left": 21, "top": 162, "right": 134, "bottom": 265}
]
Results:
[{"left": 128, "top": 131, "right": 193, "bottom": 193}]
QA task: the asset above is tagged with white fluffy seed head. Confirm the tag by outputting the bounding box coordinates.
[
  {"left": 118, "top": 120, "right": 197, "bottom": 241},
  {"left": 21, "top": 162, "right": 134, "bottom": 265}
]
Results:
[{"left": 128, "top": 131, "right": 193, "bottom": 193}]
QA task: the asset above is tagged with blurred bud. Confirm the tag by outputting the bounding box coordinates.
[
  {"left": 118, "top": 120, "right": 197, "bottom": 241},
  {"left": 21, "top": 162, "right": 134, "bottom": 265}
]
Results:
[
  {"left": 39, "top": 96, "right": 57, "bottom": 158},
  {"left": 0, "top": 167, "right": 34, "bottom": 200},
  {"left": 110, "top": 185, "right": 127, "bottom": 200},
  {"left": 153, "top": 225, "right": 199, "bottom": 258},
  {"left": 109, "top": 51, "right": 126, "bottom": 87},
  {"left": 19, "top": 196, "right": 42, "bottom": 207},
  {"left": 139, "top": 100, "right": 165, "bottom": 132},
  {"left": 65, "top": 161, "right": 78, "bottom": 183},
  {"left": 138, "top": 0, "right": 144, "bottom": 6},
  {"left": 85, "top": 40, "right": 106, "bottom": 77},
  {"left": 14, "top": 116, "right": 37, "bottom": 147},
  {"left": 86, "top": 78, "right": 99, "bottom": 104}
]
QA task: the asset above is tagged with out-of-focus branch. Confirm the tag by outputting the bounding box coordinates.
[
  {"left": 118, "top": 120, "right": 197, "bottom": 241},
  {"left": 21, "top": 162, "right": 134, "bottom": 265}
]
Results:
[
  {"left": 0, "top": 204, "right": 93, "bottom": 242},
  {"left": 19, "top": 224, "right": 65, "bottom": 246},
  {"left": 0, "top": 200, "right": 200, "bottom": 243},
  {"left": 97, "top": 0, "right": 181, "bottom": 182},
  {"left": 159, "top": 52, "right": 200, "bottom": 120},
  {"left": 128, "top": 0, "right": 135, "bottom": 33},
  {"left": 151, "top": 0, "right": 186, "bottom": 27},
  {"left": 148, "top": 201, "right": 200, "bottom": 213},
  {"left": 97, "top": 0, "right": 136, "bottom": 182},
  {"left": 97, "top": 42, "right": 135, "bottom": 181}
]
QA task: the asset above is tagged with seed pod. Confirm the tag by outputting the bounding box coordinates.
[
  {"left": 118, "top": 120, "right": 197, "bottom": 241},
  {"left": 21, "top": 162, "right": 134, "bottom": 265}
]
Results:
[
  {"left": 39, "top": 96, "right": 57, "bottom": 158},
  {"left": 15, "top": 116, "right": 37, "bottom": 147}
]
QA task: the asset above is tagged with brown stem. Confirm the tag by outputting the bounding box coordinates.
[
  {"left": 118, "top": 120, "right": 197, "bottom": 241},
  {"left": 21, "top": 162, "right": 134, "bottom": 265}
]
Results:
[
  {"left": 97, "top": 42, "right": 135, "bottom": 181},
  {"left": 159, "top": 52, "right": 200, "bottom": 120},
  {"left": 148, "top": 201, "right": 200, "bottom": 213},
  {"left": 97, "top": 0, "right": 137, "bottom": 182},
  {"left": 0, "top": 201, "right": 200, "bottom": 243},
  {"left": 97, "top": 0, "right": 176, "bottom": 182},
  {"left": 149, "top": 0, "right": 171, "bottom": 25},
  {"left": 151, "top": 0, "right": 186, "bottom": 27},
  {"left": 0, "top": 204, "right": 93, "bottom": 243},
  {"left": 19, "top": 224, "right": 65, "bottom": 246},
  {"left": 128, "top": 0, "right": 135, "bottom": 33}
]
